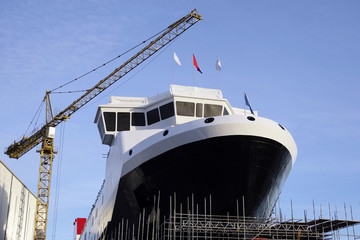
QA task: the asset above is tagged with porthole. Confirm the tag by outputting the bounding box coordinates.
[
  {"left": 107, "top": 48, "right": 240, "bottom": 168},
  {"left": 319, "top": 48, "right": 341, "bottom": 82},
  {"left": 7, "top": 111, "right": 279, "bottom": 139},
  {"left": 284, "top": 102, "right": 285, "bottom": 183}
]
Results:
[
  {"left": 204, "top": 117, "right": 214, "bottom": 123},
  {"left": 278, "top": 123, "right": 285, "bottom": 130},
  {"left": 247, "top": 116, "right": 255, "bottom": 121},
  {"left": 163, "top": 130, "right": 169, "bottom": 136},
  {"left": 129, "top": 149, "right": 133, "bottom": 156}
]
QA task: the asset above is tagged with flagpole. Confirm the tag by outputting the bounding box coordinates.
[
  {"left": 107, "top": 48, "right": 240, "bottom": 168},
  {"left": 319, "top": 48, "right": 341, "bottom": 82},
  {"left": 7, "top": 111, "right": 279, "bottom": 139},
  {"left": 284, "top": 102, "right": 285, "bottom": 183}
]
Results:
[
  {"left": 217, "top": 71, "right": 219, "bottom": 89},
  {"left": 193, "top": 67, "right": 195, "bottom": 86},
  {"left": 172, "top": 57, "right": 174, "bottom": 84}
]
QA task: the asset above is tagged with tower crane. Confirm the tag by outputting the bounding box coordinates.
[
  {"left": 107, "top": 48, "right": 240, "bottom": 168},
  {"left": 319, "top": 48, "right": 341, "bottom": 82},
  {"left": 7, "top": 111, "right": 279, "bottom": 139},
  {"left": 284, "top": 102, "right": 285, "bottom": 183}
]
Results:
[{"left": 4, "top": 9, "right": 202, "bottom": 240}]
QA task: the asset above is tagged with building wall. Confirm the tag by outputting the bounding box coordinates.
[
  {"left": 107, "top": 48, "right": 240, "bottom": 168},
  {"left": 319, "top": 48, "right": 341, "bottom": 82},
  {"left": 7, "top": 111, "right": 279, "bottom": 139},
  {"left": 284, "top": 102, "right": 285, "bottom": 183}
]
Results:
[{"left": 0, "top": 160, "right": 36, "bottom": 240}]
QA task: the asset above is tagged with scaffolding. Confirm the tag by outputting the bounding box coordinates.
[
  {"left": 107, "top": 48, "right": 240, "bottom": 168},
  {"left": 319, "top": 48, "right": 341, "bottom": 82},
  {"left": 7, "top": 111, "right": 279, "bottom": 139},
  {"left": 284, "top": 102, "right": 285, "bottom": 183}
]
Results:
[
  {"left": 102, "top": 212, "right": 359, "bottom": 240},
  {"left": 93, "top": 194, "right": 360, "bottom": 240},
  {"left": 157, "top": 213, "right": 360, "bottom": 240}
]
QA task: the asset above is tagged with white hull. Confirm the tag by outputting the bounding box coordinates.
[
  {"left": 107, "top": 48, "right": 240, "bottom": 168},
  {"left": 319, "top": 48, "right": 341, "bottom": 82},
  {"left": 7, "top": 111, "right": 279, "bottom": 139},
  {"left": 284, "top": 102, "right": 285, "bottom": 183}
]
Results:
[{"left": 81, "top": 114, "right": 296, "bottom": 239}]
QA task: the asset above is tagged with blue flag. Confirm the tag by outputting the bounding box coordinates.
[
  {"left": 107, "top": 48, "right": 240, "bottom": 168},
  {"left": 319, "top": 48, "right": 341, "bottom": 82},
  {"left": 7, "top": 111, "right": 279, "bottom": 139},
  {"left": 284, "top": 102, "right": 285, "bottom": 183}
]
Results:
[{"left": 244, "top": 93, "right": 254, "bottom": 115}]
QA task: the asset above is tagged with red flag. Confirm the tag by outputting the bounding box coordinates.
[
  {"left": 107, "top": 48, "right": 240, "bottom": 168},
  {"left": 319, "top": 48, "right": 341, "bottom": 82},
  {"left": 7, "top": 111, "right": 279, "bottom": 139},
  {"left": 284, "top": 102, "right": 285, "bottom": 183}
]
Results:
[{"left": 193, "top": 54, "right": 202, "bottom": 74}]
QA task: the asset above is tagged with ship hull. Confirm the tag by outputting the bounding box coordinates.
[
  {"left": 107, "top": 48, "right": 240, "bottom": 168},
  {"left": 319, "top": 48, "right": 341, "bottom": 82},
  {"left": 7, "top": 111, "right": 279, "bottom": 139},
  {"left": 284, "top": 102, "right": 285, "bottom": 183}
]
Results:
[{"left": 109, "top": 131, "right": 293, "bottom": 234}]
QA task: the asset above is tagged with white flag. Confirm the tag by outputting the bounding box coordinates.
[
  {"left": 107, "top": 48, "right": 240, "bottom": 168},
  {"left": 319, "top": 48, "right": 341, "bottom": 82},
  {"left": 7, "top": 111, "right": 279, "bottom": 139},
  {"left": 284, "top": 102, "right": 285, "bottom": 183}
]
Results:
[
  {"left": 173, "top": 52, "right": 182, "bottom": 66},
  {"left": 215, "top": 57, "right": 222, "bottom": 71}
]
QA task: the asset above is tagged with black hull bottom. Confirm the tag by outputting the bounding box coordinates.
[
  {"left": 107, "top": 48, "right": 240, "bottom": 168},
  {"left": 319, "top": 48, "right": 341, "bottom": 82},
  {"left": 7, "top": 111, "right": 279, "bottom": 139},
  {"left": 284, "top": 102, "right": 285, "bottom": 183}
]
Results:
[{"left": 107, "top": 135, "right": 292, "bottom": 236}]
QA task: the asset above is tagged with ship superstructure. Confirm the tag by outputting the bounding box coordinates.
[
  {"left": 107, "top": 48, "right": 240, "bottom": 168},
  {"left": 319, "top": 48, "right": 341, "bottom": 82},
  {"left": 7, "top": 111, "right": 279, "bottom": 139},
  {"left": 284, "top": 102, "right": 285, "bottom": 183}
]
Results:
[{"left": 80, "top": 84, "right": 297, "bottom": 240}]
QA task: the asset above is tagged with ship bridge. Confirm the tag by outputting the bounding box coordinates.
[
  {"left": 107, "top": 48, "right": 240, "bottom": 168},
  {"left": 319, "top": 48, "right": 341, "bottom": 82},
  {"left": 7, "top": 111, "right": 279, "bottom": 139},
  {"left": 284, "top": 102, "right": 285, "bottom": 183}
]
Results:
[{"left": 94, "top": 85, "right": 238, "bottom": 145}]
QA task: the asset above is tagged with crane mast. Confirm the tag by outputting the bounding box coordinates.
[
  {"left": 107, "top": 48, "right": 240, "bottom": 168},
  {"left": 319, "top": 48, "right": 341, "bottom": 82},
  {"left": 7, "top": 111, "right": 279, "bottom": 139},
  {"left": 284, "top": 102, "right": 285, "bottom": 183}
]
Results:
[{"left": 4, "top": 9, "right": 202, "bottom": 240}]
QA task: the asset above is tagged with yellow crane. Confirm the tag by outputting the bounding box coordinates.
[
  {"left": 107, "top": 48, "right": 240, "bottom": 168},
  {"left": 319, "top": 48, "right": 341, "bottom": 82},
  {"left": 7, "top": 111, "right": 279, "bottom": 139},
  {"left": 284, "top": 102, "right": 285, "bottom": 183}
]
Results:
[{"left": 4, "top": 9, "right": 202, "bottom": 240}]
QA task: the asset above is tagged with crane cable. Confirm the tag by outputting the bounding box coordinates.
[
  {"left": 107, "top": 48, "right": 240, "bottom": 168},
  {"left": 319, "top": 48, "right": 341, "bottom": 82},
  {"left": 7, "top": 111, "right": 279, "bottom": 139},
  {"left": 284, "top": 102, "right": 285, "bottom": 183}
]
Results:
[
  {"left": 51, "top": 90, "right": 88, "bottom": 94},
  {"left": 23, "top": 98, "right": 45, "bottom": 138},
  {"left": 78, "top": 31, "right": 178, "bottom": 113},
  {"left": 23, "top": 23, "right": 177, "bottom": 139},
  {"left": 49, "top": 26, "right": 170, "bottom": 93}
]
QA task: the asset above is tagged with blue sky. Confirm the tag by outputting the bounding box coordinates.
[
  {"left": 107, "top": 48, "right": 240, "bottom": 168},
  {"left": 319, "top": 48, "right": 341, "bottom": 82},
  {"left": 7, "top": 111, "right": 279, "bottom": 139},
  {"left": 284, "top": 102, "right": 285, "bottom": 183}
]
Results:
[{"left": 1, "top": 0, "right": 360, "bottom": 239}]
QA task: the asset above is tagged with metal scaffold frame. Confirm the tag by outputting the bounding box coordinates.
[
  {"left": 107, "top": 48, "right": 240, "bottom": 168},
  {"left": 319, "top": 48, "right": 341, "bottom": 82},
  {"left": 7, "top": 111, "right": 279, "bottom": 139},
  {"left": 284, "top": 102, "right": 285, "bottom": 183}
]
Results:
[
  {"left": 84, "top": 193, "right": 360, "bottom": 240},
  {"left": 158, "top": 213, "right": 360, "bottom": 240}
]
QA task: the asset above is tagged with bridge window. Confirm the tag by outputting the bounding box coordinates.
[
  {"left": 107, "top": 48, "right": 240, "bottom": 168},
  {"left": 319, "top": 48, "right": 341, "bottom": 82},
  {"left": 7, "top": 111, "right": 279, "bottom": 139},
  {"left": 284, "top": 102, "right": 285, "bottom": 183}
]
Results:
[
  {"left": 223, "top": 107, "right": 229, "bottom": 115},
  {"left": 147, "top": 108, "right": 160, "bottom": 125},
  {"left": 132, "top": 112, "right": 145, "bottom": 126},
  {"left": 103, "top": 112, "right": 115, "bottom": 131},
  {"left": 204, "top": 104, "right": 223, "bottom": 117},
  {"left": 117, "top": 112, "right": 130, "bottom": 131},
  {"left": 196, "top": 103, "right": 203, "bottom": 117},
  {"left": 160, "top": 102, "right": 175, "bottom": 120},
  {"left": 176, "top": 101, "right": 195, "bottom": 116}
]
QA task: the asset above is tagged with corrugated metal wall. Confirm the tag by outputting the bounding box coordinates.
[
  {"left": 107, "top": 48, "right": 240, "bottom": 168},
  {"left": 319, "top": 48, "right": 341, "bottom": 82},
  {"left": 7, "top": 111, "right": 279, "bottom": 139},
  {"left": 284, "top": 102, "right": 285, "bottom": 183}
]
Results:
[{"left": 0, "top": 160, "right": 36, "bottom": 240}]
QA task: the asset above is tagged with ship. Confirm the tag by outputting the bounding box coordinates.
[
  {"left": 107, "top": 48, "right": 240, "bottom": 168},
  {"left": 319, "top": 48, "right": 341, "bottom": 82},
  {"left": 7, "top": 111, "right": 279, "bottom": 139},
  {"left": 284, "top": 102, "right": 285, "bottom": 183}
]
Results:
[{"left": 78, "top": 84, "right": 297, "bottom": 240}]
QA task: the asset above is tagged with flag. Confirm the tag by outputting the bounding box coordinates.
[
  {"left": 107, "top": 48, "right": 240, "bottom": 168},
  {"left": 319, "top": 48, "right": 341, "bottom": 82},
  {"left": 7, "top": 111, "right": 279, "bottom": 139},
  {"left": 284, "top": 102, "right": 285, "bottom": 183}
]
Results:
[
  {"left": 244, "top": 93, "right": 254, "bottom": 115},
  {"left": 193, "top": 54, "right": 202, "bottom": 74},
  {"left": 173, "top": 52, "right": 181, "bottom": 66},
  {"left": 215, "top": 57, "right": 222, "bottom": 71}
]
